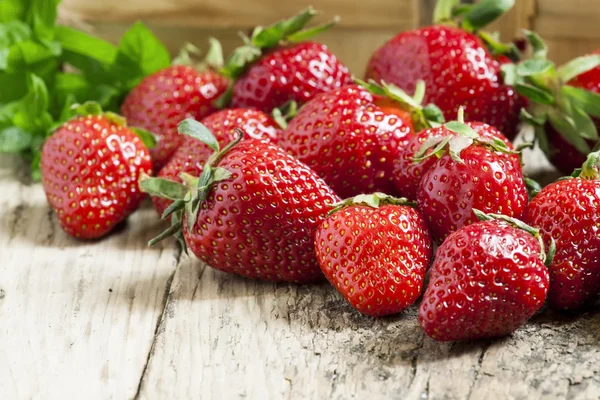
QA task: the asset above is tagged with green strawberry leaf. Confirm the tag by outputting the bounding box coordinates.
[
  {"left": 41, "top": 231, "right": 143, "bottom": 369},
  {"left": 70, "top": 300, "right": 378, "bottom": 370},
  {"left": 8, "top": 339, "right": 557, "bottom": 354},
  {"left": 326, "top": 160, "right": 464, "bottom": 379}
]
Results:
[
  {"left": 462, "top": 0, "right": 515, "bottom": 32},
  {"left": 557, "top": 54, "right": 600, "bottom": 83},
  {"left": 515, "top": 83, "right": 554, "bottom": 106},
  {"left": 562, "top": 85, "right": 600, "bottom": 119},
  {"left": 252, "top": 7, "right": 316, "bottom": 48},
  {"left": 516, "top": 59, "right": 554, "bottom": 77},
  {"left": 422, "top": 104, "right": 445, "bottom": 127},
  {"left": 220, "top": 45, "right": 262, "bottom": 80},
  {"left": 519, "top": 108, "right": 547, "bottom": 126},
  {"left": 286, "top": 17, "right": 339, "bottom": 43},
  {"left": 444, "top": 121, "right": 479, "bottom": 138},
  {"left": 478, "top": 30, "right": 521, "bottom": 61},
  {"left": 0, "top": 126, "right": 32, "bottom": 152},
  {"left": 548, "top": 109, "right": 591, "bottom": 154},
  {"left": 178, "top": 118, "right": 220, "bottom": 152},
  {"left": 139, "top": 175, "right": 189, "bottom": 200},
  {"left": 522, "top": 30, "right": 548, "bottom": 59},
  {"left": 55, "top": 26, "right": 117, "bottom": 66},
  {"left": 131, "top": 127, "right": 158, "bottom": 149},
  {"left": 501, "top": 63, "right": 518, "bottom": 85},
  {"left": 568, "top": 104, "right": 599, "bottom": 141}
]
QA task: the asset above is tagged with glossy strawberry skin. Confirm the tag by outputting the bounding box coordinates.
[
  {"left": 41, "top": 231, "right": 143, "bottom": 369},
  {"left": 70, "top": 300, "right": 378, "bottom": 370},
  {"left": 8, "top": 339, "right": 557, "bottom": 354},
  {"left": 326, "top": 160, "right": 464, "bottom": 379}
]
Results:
[
  {"left": 279, "top": 84, "right": 415, "bottom": 198},
  {"left": 526, "top": 178, "right": 600, "bottom": 309},
  {"left": 230, "top": 42, "right": 352, "bottom": 113},
  {"left": 315, "top": 204, "right": 432, "bottom": 317},
  {"left": 366, "top": 25, "right": 524, "bottom": 140},
  {"left": 417, "top": 146, "right": 527, "bottom": 242},
  {"left": 41, "top": 115, "right": 153, "bottom": 239},
  {"left": 183, "top": 139, "right": 340, "bottom": 283},
  {"left": 152, "top": 108, "right": 281, "bottom": 217},
  {"left": 394, "top": 122, "right": 514, "bottom": 200},
  {"left": 121, "top": 65, "right": 229, "bottom": 169},
  {"left": 419, "top": 220, "right": 549, "bottom": 341}
]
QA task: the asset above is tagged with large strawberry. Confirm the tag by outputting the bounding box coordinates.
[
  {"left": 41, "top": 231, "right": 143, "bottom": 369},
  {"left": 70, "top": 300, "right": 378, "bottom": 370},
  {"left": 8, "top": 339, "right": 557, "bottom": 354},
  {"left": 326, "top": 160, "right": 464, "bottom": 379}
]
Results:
[
  {"left": 121, "top": 40, "right": 229, "bottom": 169},
  {"left": 415, "top": 116, "right": 527, "bottom": 242},
  {"left": 140, "top": 119, "right": 339, "bottom": 282},
  {"left": 503, "top": 35, "right": 600, "bottom": 174},
  {"left": 278, "top": 80, "right": 445, "bottom": 198},
  {"left": 217, "top": 7, "right": 352, "bottom": 113},
  {"left": 315, "top": 193, "right": 432, "bottom": 317},
  {"left": 419, "top": 211, "right": 551, "bottom": 341},
  {"left": 393, "top": 108, "right": 515, "bottom": 200},
  {"left": 152, "top": 108, "right": 281, "bottom": 217},
  {"left": 365, "top": 0, "right": 523, "bottom": 139},
  {"left": 41, "top": 104, "right": 153, "bottom": 239},
  {"left": 526, "top": 151, "right": 600, "bottom": 309}
]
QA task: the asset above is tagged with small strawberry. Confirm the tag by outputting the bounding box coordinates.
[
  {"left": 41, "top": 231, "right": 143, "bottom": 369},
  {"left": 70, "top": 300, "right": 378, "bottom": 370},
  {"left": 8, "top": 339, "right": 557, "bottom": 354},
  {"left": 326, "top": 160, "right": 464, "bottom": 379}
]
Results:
[
  {"left": 218, "top": 7, "right": 352, "bottom": 113},
  {"left": 393, "top": 108, "right": 515, "bottom": 200},
  {"left": 41, "top": 103, "right": 153, "bottom": 239},
  {"left": 121, "top": 40, "right": 229, "bottom": 169},
  {"left": 415, "top": 114, "right": 527, "bottom": 242},
  {"left": 152, "top": 108, "right": 281, "bottom": 217},
  {"left": 140, "top": 119, "right": 339, "bottom": 282},
  {"left": 526, "top": 151, "right": 600, "bottom": 309},
  {"left": 419, "top": 211, "right": 551, "bottom": 341},
  {"left": 279, "top": 80, "right": 445, "bottom": 198},
  {"left": 504, "top": 36, "right": 600, "bottom": 174},
  {"left": 366, "top": 0, "right": 524, "bottom": 139},
  {"left": 315, "top": 193, "right": 432, "bottom": 317}
]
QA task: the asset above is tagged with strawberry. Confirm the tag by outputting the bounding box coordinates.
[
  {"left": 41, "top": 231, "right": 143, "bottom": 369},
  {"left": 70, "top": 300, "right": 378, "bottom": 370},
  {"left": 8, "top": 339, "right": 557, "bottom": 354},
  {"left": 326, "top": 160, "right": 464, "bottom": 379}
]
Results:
[
  {"left": 140, "top": 119, "right": 339, "bottom": 282},
  {"left": 41, "top": 104, "right": 153, "bottom": 239},
  {"left": 393, "top": 108, "right": 515, "bottom": 200},
  {"left": 121, "top": 41, "right": 229, "bottom": 170},
  {"left": 419, "top": 211, "right": 551, "bottom": 341},
  {"left": 218, "top": 7, "right": 352, "bottom": 113},
  {"left": 415, "top": 114, "right": 527, "bottom": 242},
  {"left": 278, "top": 80, "right": 445, "bottom": 198},
  {"left": 152, "top": 108, "right": 281, "bottom": 217},
  {"left": 315, "top": 193, "right": 432, "bottom": 317},
  {"left": 526, "top": 151, "right": 600, "bottom": 309}
]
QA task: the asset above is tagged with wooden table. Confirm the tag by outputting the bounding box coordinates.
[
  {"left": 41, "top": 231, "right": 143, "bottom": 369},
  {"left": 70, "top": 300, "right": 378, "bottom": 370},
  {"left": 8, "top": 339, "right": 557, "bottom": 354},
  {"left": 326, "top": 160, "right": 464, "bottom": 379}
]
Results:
[{"left": 1, "top": 144, "right": 599, "bottom": 400}]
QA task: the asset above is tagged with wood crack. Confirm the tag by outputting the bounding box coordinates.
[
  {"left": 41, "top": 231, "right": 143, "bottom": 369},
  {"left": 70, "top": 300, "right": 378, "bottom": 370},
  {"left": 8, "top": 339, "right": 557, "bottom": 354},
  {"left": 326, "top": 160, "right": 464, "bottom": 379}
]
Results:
[{"left": 467, "top": 342, "right": 491, "bottom": 400}]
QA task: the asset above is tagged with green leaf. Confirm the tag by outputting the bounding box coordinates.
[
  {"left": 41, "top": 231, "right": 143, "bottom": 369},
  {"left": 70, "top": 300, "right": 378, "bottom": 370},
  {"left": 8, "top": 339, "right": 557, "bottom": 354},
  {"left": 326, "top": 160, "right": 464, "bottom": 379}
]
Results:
[
  {"left": 562, "top": 85, "right": 600, "bottom": 119},
  {"left": 444, "top": 121, "right": 479, "bottom": 138},
  {"left": 501, "top": 63, "right": 518, "bottom": 85},
  {"left": 413, "top": 80, "right": 426, "bottom": 105},
  {"left": 5, "top": 39, "right": 60, "bottom": 70},
  {"left": 139, "top": 176, "right": 189, "bottom": 200},
  {"left": 220, "top": 45, "right": 262, "bottom": 80},
  {"left": 131, "top": 127, "right": 158, "bottom": 149},
  {"left": 55, "top": 26, "right": 117, "bottom": 66},
  {"left": 478, "top": 30, "right": 521, "bottom": 61},
  {"left": 252, "top": 6, "right": 316, "bottom": 48},
  {"left": 0, "top": 126, "right": 32, "bottom": 153},
  {"left": 0, "top": 72, "right": 28, "bottom": 103},
  {"left": 71, "top": 101, "right": 104, "bottom": 116},
  {"left": 13, "top": 73, "right": 52, "bottom": 134},
  {"left": 515, "top": 83, "right": 555, "bottom": 106},
  {"left": 0, "top": 0, "right": 27, "bottom": 22},
  {"left": 352, "top": 193, "right": 381, "bottom": 208},
  {"left": 433, "top": 0, "right": 460, "bottom": 23},
  {"left": 548, "top": 109, "right": 591, "bottom": 155},
  {"left": 0, "top": 20, "right": 31, "bottom": 47},
  {"left": 522, "top": 30, "right": 548, "bottom": 59},
  {"left": 519, "top": 108, "right": 547, "bottom": 126},
  {"left": 286, "top": 17, "right": 339, "bottom": 44},
  {"left": 462, "top": 0, "right": 515, "bottom": 32},
  {"left": 382, "top": 81, "right": 420, "bottom": 108},
  {"left": 557, "top": 54, "right": 600, "bottom": 83},
  {"left": 448, "top": 136, "right": 473, "bottom": 162},
  {"left": 148, "top": 219, "right": 183, "bottom": 246},
  {"left": 422, "top": 104, "right": 445, "bottom": 126},
  {"left": 204, "top": 38, "right": 224, "bottom": 70},
  {"left": 178, "top": 118, "right": 219, "bottom": 151},
  {"left": 26, "top": 0, "right": 60, "bottom": 41},
  {"left": 568, "top": 104, "right": 599, "bottom": 141},
  {"left": 516, "top": 59, "right": 553, "bottom": 77}
]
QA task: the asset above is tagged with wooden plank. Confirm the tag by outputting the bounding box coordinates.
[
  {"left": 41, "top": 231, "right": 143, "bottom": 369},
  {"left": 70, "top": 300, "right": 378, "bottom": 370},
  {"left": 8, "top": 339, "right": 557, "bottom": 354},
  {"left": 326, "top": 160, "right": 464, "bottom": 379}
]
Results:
[
  {"left": 546, "top": 38, "right": 600, "bottom": 66},
  {"left": 487, "top": 0, "right": 536, "bottom": 40},
  {"left": 58, "top": 0, "right": 417, "bottom": 29},
  {"left": 538, "top": 0, "right": 600, "bottom": 19},
  {"left": 0, "top": 155, "right": 180, "bottom": 399}
]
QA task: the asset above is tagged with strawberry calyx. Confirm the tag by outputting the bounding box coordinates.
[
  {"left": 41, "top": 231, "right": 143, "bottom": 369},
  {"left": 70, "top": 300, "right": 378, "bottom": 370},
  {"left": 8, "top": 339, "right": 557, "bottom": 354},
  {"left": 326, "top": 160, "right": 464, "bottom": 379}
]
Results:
[
  {"left": 433, "top": 0, "right": 520, "bottom": 61},
  {"left": 172, "top": 38, "right": 225, "bottom": 72},
  {"left": 413, "top": 107, "right": 517, "bottom": 164},
  {"left": 355, "top": 78, "right": 445, "bottom": 132},
  {"left": 139, "top": 119, "right": 244, "bottom": 247},
  {"left": 328, "top": 192, "right": 416, "bottom": 215},
  {"left": 473, "top": 209, "right": 556, "bottom": 266},
  {"left": 572, "top": 150, "right": 600, "bottom": 180},
  {"left": 215, "top": 7, "right": 338, "bottom": 108},
  {"left": 502, "top": 30, "right": 600, "bottom": 158},
  {"left": 271, "top": 101, "right": 299, "bottom": 129}
]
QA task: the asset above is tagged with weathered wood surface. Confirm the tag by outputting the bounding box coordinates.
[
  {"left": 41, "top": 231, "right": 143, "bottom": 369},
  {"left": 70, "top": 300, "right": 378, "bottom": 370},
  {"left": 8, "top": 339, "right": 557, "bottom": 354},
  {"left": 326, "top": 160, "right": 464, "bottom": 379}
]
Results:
[{"left": 1, "top": 144, "right": 600, "bottom": 400}]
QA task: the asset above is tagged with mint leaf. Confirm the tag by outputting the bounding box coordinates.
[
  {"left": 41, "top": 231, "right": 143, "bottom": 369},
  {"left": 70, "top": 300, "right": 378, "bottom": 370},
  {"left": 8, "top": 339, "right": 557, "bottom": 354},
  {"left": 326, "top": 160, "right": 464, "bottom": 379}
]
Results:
[
  {"left": 0, "top": 72, "right": 28, "bottom": 102},
  {"left": 0, "top": 20, "right": 31, "bottom": 46},
  {"left": 26, "top": 0, "right": 60, "bottom": 41},
  {"left": 13, "top": 73, "right": 53, "bottom": 135},
  {"left": 0, "top": 126, "right": 32, "bottom": 152},
  {"left": 56, "top": 26, "right": 117, "bottom": 65},
  {"left": 0, "top": 0, "right": 27, "bottom": 23},
  {"left": 6, "top": 39, "right": 60, "bottom": 69}
]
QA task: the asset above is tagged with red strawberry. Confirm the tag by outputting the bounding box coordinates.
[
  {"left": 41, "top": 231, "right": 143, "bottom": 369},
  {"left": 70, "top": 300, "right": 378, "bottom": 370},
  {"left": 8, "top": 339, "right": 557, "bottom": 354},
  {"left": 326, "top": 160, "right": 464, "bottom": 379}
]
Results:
[
  {"left": 41, "top": 105, "right": 152, "bottom": 239},
  {"left": 503, "top": 35, "right": 600, "bottom": 174},
  {"left": 218, "top": 7, "right": 351, "bottom": 113},
  {"left": 122, "top": 42, "right": 229, "bottom": 169},
  {"left": 526, "top": 151, "right": 600, "bottom": 309},
  {"left": 279, "top": 80, "right": 445, "bottom": 198},
  {"left": 141, "top": 119, "right": 339, "bottom": 282},
  {"left": 415, "top": 117, "right": 527, "bottom": 242},
  {"left": 394, "top": 114, "right": 514, "bottom": 200},
  {"left": 315, "top": 193, "right": 432, "bottom": 317},
  {"left": 366, "top": 0, "right": 523, "bottom": 139},
  {"left": 419, "top": 212, "right": 550, "bottom": 341},
  {"left": 152, "top": 108, "right": 281, "bottom": 217}
]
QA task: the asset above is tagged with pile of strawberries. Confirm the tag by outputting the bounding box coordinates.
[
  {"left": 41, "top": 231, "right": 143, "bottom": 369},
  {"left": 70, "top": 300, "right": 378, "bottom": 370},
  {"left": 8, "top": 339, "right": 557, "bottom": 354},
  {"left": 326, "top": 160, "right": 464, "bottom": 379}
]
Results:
[{"left": 38, "top": 1, "right": 600, "bottom": 342}]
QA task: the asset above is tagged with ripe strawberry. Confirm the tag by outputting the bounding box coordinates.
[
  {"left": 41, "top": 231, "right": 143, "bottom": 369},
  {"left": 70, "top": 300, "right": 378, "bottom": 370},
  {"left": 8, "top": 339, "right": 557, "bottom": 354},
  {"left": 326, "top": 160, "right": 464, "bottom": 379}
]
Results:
[
  {"left": 278, "top": 80, "right": 445, "bottom": 198},
  {"left": 41, "top": 105, "right": 152, "bottom": 239},
  {"left": 218, "top": 7, "right": 351, "bottom": 113},
  {"left": 121, "top": 41, "right": 229, "bottom": 169},
  {"left": 393, "top": 110, "right": 514, "bottom": 200},
  {"left": 502, "top": 35, "right": 600, "bottom": 174},
  {"left": 152, "top": 108, "right": 281, "bottom": 217},
  {"left": 366, "top": 0, "right": 523, "bottom": 139},
  {"left": 419, "top": 211, "right": 550, "bottom": 341},
  {"left": 526, "top": 151, "right": 600, "bottom": 309},
  {"left": 315, "top": 193, "right": 432, "bottom": 317},
  {"left": 415, "top": 117, "right": 527, "bottom": 242},
  {"left": 141, "top": 119, "right": 339, "bottom": 282}
]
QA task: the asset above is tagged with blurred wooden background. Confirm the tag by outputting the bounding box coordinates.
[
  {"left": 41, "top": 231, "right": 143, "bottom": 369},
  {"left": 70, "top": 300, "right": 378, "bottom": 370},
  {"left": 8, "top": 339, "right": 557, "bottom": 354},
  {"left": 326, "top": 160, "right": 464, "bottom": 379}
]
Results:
[{"left": 58, "top": 0, "right": 600, "bottom": 76}]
